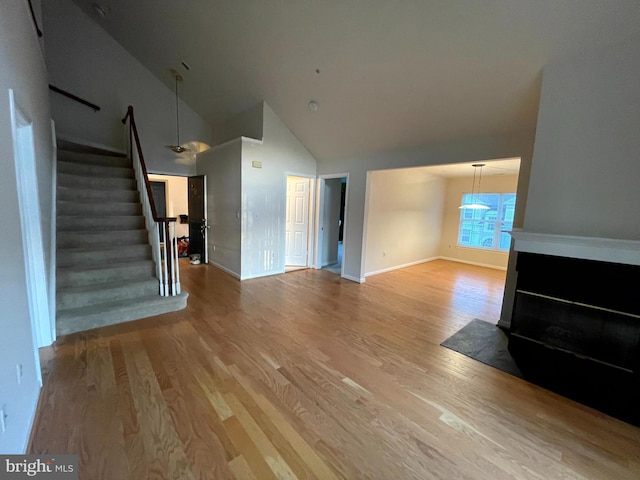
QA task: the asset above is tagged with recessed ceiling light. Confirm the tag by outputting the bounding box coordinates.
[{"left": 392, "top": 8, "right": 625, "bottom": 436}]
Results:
[{"left": 308, "top": 101, "right": 319, "bottom": 112}]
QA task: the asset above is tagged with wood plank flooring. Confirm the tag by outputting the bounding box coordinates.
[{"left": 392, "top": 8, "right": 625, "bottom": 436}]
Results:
[{"left": 29, "top": 260, "right": 640, "bottom": 479}]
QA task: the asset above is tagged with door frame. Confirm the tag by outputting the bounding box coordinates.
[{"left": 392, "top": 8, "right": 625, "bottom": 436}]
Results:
[
  {"left": 9, "top": 89, "right": 50, "bottom": 373},
  {"left": 315, "top": 173, "right": 350, "bottom": 278},
  {"left": 284, "top": 173, "right": 316, "bottom": 269},
  {"left": 188, "top": 174, "right": 208, "bottom": 264}
]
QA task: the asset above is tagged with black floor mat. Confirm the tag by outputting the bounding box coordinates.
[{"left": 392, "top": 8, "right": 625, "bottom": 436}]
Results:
[{"left": 441, "top": 319, "right": 523, "bottom": 378}]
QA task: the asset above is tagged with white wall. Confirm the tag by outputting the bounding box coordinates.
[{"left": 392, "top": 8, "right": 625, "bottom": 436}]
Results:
[
  {"left": 212, "top": 103, "right": 263, "bottom": 147},
  {"left": 364, "top": 169, "right": 445, "bottom": 276},
  {"left": 0, "top": 0, "right": 52, "bottom": 453},
  {"left": 197, "top": 140, "right": 242, "bottom": 277},
  {"left": 42, "top": 0, "right": 211, "bottom": 176},
  {"left": 320, "top": 178, "right": 343, "bottom": 266},
  {"left": 197, "top": 102, "right": 317, "bottom": 280},
  {"left": 241, "top": 103, "right": 317, "bottom": 279},
  {"left": 524, "top": 38, "right": 640, "bottom": 240},
  {"left": 440, "top": 174, "right": 519, "bottom": 269},
  {"left": 318, "top": 131, "right": 534, "bottom": 282},
  {"left": 499, "top": 38, "right": 640, "bottom": 329}
]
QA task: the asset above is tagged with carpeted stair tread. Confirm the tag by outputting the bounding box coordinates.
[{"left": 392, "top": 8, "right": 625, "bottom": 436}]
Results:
[
  {"left": 56, "top": 292, "right": 188, "bottom": 336},
  {"left": 57, "top": 258, "right": 154, "bottom": 273},
  {"left": 57, "top": 278, "right": 159, "bottom": 310},
  {"left": 57, "top": 229, "right": 148, "bottom": 248},
  {"left": 57, "top": 186, "right": 140, "bottom": 203},
  {"left": 57, "top": 244, "right": 152, "bottom": 267},
  {"left": 57, "top": 259, "right": 156, "bottom": 287},
  {"left": 57, "top": 215, "right": 146, "bottom": 231},
  {"left": 58, "top": 172, "right": 137, "bottom": 190},
  {"left": 57, "top": 150, "right": 131, "bottom": 168},
  {"left": 57, "top": 277, "right": 157, "bottom": 295},
  {"left": 57, "top": 200, "right": 142, "bottom": 216},
  {"left": 58, "top": 160, "right": 134, "bottom": 179}
]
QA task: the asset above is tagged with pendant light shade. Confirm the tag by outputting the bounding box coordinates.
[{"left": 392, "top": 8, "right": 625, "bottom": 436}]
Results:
[
  {"left": 165, "top": 71, "right": 190, "bottom": 153},
  {"left": 459, "top": 164, "right": 490, "bottom": 210},
  {"left": 460, "top": 203, "right": 490, "bottom": 210}
]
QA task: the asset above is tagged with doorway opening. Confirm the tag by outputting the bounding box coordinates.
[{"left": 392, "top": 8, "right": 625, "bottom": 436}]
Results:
[
  {"left": 285, "top": 175, "right": 313, "bottom": 271},
  {"left": 316, "top": 174, "right": 349, "bottom": 276},
  {"left": 361, "top": 158, "right": 520, "bottom": 279},
  {"left": 148, "top": 173, "right": 192, "bottom": 260},
  {"left": 187, "top": 175, "right": 208, "bottom": 264},
  {"left": 149, "top": 180, "right": 168, "bottom": 218}
]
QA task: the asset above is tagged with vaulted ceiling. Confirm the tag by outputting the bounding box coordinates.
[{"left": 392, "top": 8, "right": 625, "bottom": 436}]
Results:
[{"left": 72, "top": 0, "right": 640, "bottom": 161}]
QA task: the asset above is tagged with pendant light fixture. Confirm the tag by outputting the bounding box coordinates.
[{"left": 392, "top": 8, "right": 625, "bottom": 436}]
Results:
[
  {"left": 165, "top": 70, "right": 190, "bottom": 154},
  {"left": 459, "top": 163, "right": 490, "bottom": 210}
]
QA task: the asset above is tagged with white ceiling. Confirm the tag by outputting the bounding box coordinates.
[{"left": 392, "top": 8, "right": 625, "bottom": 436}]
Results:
[{"left": 73, "top": 0, "right": 640, "bottom": 162}]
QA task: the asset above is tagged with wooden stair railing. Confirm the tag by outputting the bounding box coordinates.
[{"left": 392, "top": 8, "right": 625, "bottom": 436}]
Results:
[
  {"left": 122, "top": 106, "right": 181, "bottom": 296},
  {"left": 49, "top": 85, "right": 101, "bottom": 112}
]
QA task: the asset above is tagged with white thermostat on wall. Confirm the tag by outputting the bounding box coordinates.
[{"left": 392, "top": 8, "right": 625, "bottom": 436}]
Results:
[{"left": 251, "top": 161, "right": 263, "bottom": 168}]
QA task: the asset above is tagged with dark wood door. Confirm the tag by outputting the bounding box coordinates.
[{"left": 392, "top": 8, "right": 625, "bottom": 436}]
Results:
[{"left": 188, "top": 175, "right": 207, "bottom": 262}]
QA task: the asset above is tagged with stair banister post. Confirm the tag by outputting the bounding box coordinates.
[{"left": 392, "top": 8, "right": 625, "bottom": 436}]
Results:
[
  {"left": 168, "top": 222, "right": 176, "bottom": 295},
  {"left": 154, "top": 223, "right": 163, "bottom": 295},
  {"left": 164, "top": 221, "right": 173, "bottom": 295},
  {"left": 161, "top": 221, "right": 169, "bottom": 296},
  {"left": 172, "top": 222, "right": 181, "bottom": 294}
]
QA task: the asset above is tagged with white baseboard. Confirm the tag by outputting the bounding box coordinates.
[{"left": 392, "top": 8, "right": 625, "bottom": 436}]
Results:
[
  {"left": 208, "top": 260, "right": 241, "bottom": 279},
  {"left": 438, "top": 256, "right": 507, "bottom": 271},
  {"left": 364, "top": 257, "right": 439, "bottom": 277},
  {"left": 342, "top": 273, "right": 365, "bottom": 283}
]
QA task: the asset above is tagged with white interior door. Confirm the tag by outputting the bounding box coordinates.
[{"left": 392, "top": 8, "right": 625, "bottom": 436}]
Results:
[{"left": 285, "top": 176, "right": 310, "bottom": 266}]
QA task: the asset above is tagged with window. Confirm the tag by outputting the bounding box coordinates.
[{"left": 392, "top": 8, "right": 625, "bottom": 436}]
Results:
[{"left": 457, "top": 193, "right": 516, "bottom": 251}]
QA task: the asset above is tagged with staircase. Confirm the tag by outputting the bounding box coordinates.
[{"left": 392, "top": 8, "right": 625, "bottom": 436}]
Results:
[{"left": 56, "top": 148, "right": 187, "bottom": 336}]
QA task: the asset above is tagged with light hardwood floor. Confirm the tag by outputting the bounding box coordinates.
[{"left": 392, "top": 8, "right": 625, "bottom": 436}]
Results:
[{"left": 29, "top": 259, "right": 640, "bottom": 479}]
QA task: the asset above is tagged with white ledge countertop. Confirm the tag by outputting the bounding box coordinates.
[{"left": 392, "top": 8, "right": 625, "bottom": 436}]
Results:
[{"left": 507, "top": 229, "right": 640, "bottom": 266}]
